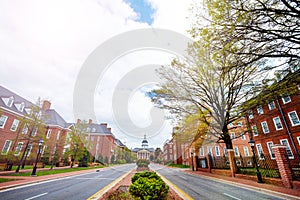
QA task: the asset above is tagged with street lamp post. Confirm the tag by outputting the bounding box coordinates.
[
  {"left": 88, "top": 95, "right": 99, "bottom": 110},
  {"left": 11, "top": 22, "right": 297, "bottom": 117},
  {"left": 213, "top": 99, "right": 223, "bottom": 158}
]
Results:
[
  {"left": 248, "top": 138, "right": 263, "bottom": 183},
  {"left": 191, "top": 151, "right": 194, "bottom": 171},
  {"left": 31, "top": 139, "right": 44, "bottom": 176}
]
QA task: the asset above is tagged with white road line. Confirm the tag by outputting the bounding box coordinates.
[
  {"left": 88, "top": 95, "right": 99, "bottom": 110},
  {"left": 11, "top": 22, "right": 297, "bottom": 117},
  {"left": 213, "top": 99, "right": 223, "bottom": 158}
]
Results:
[
  {"left": 0, "top": 171, "right": 96, "bottom": 193},
  {"left": 223, "top": 193, "right": 241, "bottom": 200},
  {"left": 24, "top": 192, "right": 48, "bottom": 200},
  {"left": 75, "top": 177, "right": 115, "bottom": 180}
]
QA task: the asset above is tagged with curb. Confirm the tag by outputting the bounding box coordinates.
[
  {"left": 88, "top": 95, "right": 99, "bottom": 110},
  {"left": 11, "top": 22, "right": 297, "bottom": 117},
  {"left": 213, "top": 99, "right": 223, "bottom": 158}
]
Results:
[
  {"left": 87, "top": 169, "right": 134, "bottom": 200},
  {"left": 184, "top": 171, "right": 300, "bottom": 200}
]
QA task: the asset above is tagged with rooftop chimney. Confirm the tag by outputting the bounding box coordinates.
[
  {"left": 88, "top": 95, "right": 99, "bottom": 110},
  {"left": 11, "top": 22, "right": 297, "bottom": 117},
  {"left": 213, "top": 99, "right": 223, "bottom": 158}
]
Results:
[
  {"left": 100, "top": 123, "right": 107, "bottom": 127},
  {"left": 77, "top": 119, "right": 81, "bottom": 124},
  {"left": 107, "top": 127, "right": 111, "bottom": 132},
  {"left": 42, "top": 100, "right": 51, "bottom": 111},
  {"left": 88, "top": 119, "right": 92, "bottom": 125}
]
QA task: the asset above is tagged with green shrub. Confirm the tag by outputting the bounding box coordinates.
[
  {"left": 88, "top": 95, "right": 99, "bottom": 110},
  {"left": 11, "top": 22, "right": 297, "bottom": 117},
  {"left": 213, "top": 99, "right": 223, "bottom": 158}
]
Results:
[
  {"left": 129, "top": 171, "right": 169, "bottom": 200},
  {"left": 136, "top": 159, "right": 150, "bottom": 168}
]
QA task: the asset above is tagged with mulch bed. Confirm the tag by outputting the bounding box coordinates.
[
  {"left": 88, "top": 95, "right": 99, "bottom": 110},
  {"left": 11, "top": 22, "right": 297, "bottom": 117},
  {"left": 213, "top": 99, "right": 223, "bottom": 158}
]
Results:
[{"left": 101, "top": 169, "right": 183, "bottom": 200}]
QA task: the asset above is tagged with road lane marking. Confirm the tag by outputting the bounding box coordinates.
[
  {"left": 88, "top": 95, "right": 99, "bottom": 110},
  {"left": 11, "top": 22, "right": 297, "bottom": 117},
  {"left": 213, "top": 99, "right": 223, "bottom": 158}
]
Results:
[
  {"left": 0, "top": 171, "right": 97, "bottom": 193},
  {"left": 24, "top": 192, "right": 48, "bottom": 200},
  {"left": 155, "top": 171, "right": 193, "bottom": 200},
  {"left": 223, "top": 193, "right": 241, "bottom": 200},
  {"left": 76, "top": 177, "right": 115, "bottom": 180},
  {"left": 87, "top": 169, "right": 134, "bottom": 200}
]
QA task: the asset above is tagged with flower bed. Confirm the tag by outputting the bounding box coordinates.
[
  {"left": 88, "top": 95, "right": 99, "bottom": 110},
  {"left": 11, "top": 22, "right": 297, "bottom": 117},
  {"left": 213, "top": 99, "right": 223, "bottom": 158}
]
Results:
[{"left": 102, "top": 170, "right": 183, "bottom": 200}]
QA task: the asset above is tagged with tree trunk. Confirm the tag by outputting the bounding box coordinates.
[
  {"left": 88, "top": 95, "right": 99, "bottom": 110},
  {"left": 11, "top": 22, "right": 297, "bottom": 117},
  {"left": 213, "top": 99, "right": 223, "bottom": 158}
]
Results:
[{"left": 222, "top": 122, "right": 233, "bottom": 149}]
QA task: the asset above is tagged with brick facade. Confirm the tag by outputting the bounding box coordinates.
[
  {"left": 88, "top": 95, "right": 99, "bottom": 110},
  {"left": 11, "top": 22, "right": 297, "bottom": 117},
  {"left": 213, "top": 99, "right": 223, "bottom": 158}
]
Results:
[{"left": 247, "top": 93, "right": 300, "bottom": 164}]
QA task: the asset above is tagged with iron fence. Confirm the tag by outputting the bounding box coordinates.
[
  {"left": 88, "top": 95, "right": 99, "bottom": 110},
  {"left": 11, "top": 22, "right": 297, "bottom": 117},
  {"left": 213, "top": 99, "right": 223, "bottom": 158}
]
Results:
[
  {"left": 285, "top": 154, "right": 300, "bottom": 181},
  {"left": 237, "top": 154, "right": 280, "bottom": 178}
]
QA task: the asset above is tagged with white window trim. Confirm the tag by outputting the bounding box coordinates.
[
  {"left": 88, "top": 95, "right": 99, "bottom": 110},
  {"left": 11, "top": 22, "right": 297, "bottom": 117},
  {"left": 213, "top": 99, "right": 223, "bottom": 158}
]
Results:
[
  {"left": 282, "top": 94, "right": 291, "bottom": 104},
  {"left": 234, "top": 147, "right": 239, "bottom": 156},
  {"left": 0, "top": 115, "right": 8, "bottom": 129},
  {"left": 257, "top": 105, "right": 263, "bottom": 115},
  {"left": 280, "top": 139, "right": 294, "bottom": 159},
  {"left": 256, "top": 144, "right": 264, "bottom": 160},
  {"left": 273, "top": 116, "right": 283, "bottom": 130},
  {"left": 200, "top": 147, "right": 204, "bottom": 156},
  {"left": 288, "top": 111, "right": 300, "bottom": 126},
  {"left": 243, "top": 146, "right": 250, "bottom": 157},
  {"left": 266, "top": 141, "right": 276, "bottom": 159},
  {"left": 248, "top": 110, "right": 253, "bottom": 119},
  {"left": 231, "top": 132, "right": 236, "bottom": 140},
  {"left": 27, "top": 144, "right": 33, "bottom": 157},
  {"left": 215, "top": 146, "right": 220, "bottom": 156},
  {"left": 14, "top": 142, "right": 23, "bottom": 156},
  {"left": 46, "top": 129, "right": 52, "bottom": 139},
  {"left": 297, "top": 136, "right": 300, "bottom": 145},
  {"left": 56, "top": 130, "right": 60, "bottom": 140},
  {"left": 252, "top": 125, "right": 258, "bottom": 136},
  {"left": 268, "top": 101, "right": 276, "bottom": 110},
  {"left": 7, "top": 96, "right": 14, "bottom": 107},
  {"left": 10, "top": 119, "right": 19, "bottom": 132},
  {"left": 207, "top": 146, "right": 212, "bottom": 155},
  {"left": 241, "top": 133, "right": 246, "bottom": 140},
  {"left": 261, "top": 121, "right": 270, "bottom": 134},
  {"left": 224, "top": 148, "right": 228, "bottom": 157},
  {"left": 1, "top": 140, "right": 12, "bottom": 155}
]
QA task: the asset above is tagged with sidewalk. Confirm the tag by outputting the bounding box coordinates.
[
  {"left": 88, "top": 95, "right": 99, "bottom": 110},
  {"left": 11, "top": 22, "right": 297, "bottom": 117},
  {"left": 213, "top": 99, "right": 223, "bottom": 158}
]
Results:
[
  {"left": 185, "top": 169, "right": 300, "bottom": 199},
  {"left": 0, "top": 166, "right": 99, "bottom": 191}
]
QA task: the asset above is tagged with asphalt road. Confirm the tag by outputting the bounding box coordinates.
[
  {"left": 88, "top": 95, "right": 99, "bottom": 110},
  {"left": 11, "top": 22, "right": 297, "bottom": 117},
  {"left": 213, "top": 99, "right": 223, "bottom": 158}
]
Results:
[
  {"left": 151, "top": 164, "right": 298, "bottom": 200},
  {"left": 0, "top": 164, "right": 136, "bottom": 200}
]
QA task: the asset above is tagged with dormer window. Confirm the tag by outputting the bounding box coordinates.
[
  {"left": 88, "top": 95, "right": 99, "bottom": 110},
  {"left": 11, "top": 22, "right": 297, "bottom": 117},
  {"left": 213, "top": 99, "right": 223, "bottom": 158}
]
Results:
[
  {"left": 15, "top": 102, "right": 25, "bottom": 112},
  {"left": 2, "top": 96, "right": 14, "bottom": 107},
  {"left": 7, "top": 96, "right": 14, "bottom": 107},
  {"left": 25, "top": 108, "right": 31, "bottom": 114}
]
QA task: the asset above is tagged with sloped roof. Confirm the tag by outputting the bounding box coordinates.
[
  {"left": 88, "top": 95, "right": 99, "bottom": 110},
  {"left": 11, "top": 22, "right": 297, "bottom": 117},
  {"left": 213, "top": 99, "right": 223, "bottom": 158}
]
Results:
[
  {"left": 0, "top": 85, "right": 69, "bottom": 129},
  {"left": 43, "top": 109, "right": 68, "bottom": 128},
  {"left": 66, "top": 123, "right": 113, "bottom": 135},
  {"left": 131, "top": 147, "right": 155, "bottom": 152},
  {"left": 0, "top": 85, "right": 35, "bottom": 115},
  {"left": 115, "top": 138, "right": 125, "bottom": 147}
]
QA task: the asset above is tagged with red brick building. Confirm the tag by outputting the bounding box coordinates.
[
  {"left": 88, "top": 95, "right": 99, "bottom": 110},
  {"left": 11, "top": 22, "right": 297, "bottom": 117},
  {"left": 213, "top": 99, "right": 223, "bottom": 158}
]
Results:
[
  {"left": 67, "top": 121, "right": 122, "bottom": 164},
  {"left": 0, "top": 86, "right": 69, "bottom": 165},
  {"left": 247, "top": 90, "right": 300, "bottom": 164},
  {"left": 163, "top": 139, "right": 173, "bottom": 162}
]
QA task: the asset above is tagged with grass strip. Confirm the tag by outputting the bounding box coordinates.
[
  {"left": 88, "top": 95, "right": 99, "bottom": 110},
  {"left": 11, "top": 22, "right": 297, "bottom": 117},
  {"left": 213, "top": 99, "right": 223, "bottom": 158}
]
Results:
[
  {"left": 0, "top": 178, "right": 21, "bottom": 183},
  {"left": 6, "top": 166, "right": 104, "bottom": 177}
]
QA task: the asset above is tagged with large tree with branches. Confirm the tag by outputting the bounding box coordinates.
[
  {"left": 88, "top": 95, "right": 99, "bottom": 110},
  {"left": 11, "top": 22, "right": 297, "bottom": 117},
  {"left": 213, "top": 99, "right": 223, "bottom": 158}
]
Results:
[{"left": 191, "top": 0, "right": 299, "bottom": 71}]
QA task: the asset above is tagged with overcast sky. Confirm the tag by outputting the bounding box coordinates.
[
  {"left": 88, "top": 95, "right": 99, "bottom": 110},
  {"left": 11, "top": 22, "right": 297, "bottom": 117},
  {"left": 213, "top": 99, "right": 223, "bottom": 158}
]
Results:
[{"left": 0, "top": 0, "right": 196, "bottom": 149}]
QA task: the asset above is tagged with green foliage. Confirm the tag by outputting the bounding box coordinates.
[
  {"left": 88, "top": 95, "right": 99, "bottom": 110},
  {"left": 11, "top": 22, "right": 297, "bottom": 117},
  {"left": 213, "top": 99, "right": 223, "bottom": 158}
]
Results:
[
  {"left": 78, "top": 148, "right": 91, "bottom": 167},
  {"left": 104, "top": 156, "right": 109, "bottom": 164},
  {"left": 136, "top": 159, "right": 150, "bottom": 168},
  {"left": 167, "top": 163, "right": 190, "bottom": 168},
  {"left": 129, "top": 171, "right": 169, "bottom": 200}
]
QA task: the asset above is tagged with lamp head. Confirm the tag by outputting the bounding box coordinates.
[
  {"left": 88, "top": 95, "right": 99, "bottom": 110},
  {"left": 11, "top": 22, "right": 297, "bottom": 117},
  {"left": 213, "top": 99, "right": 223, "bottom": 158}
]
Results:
[
  {"left": 248, "top": 139, "right": 255, "bottom": 147},
  {"left": 39, "top": 139, "right": 44, "bottom": 146}
]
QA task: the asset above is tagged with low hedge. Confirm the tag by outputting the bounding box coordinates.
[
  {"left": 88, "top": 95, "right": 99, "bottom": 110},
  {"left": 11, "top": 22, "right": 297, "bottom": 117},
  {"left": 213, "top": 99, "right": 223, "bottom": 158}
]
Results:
[
  {"left": 136, "top": 159, "right": 150, "bottom": 168},
  {"left": 129, "top": 171, "right": 169, "bottom": 200}
]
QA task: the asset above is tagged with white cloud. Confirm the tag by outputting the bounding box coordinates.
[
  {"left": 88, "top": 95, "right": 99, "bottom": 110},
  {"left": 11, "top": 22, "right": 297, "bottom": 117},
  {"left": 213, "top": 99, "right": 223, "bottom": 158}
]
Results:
[{"left": 0, "top": 0, "right": 194, "bottom": 149}]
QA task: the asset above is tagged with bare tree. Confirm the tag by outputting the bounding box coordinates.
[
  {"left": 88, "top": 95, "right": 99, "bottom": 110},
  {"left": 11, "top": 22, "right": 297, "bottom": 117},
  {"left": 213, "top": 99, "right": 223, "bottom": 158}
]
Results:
[{"left": 150, "top": 37, "right": 264, "bottom": 150}]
